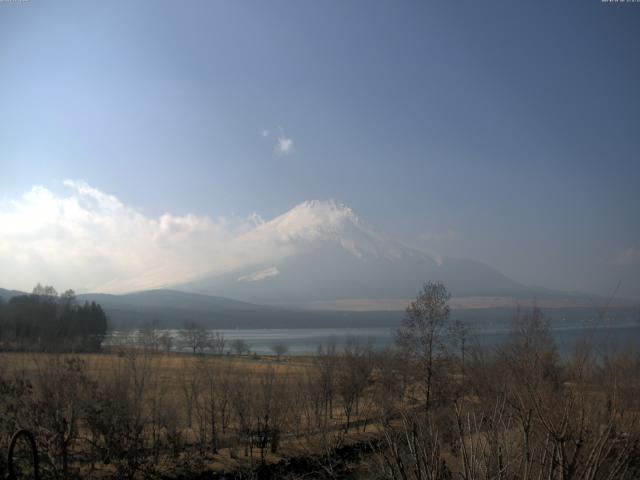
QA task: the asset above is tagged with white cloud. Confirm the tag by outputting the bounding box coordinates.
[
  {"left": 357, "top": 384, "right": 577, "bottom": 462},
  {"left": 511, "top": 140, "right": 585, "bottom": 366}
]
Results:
[
  {"left": 0, "top": 186, "right": 391, "bottom": 294},
  {"left": 0, "top": 181, "right": 285, "bottom": 293},
  {"left": 613, "top": 247, "right": 640, "bottom": 266},
  {"left": 275, "top": 136, "right": 294, "bottom": 155},
  {"left": 261, "top": 125, "right": 294, "bottom": 155}
]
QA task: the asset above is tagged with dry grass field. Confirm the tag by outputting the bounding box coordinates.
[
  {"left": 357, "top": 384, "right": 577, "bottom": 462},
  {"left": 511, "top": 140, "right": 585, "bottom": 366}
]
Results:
[
  {"left": 1, "top": 307, "right": 640, "bottom": 480},
  {"left": 0, "top": 348, "right": 396, "bottom": 478},
  {"left": 0, "top": 350, "right": 315, "bottom": 386}
]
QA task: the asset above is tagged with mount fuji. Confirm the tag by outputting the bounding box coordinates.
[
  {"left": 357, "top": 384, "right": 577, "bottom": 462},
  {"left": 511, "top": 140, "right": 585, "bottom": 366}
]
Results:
[{"left": 177, "top": 200, "right": 542, "bottom": 308}]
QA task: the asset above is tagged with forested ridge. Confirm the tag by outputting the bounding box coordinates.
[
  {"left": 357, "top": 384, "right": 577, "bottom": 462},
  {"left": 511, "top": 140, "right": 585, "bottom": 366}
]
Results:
[{"left": 0, "top": 284, "right": 108, "bottom": 352}]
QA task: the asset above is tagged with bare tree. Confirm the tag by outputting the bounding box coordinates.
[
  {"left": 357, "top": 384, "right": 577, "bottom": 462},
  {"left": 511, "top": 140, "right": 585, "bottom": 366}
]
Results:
[
  {"left": 271, "top": 342, "right": 288, "bottom": 361},
  {"left": 252, "top": 367, "right": 289, "bottom": 462},
  {"left": 83, "top": 349, "right": 153, "bottom": 479},
  {"left": 373, "top": 349, "right": 409, "bottom": 423},
  {"left": 139, "top": 319, "right": 160, "bottom": 351},
  {"left": 158, "top": 332, "right": 173, "bottom": 353},
  {"left": 449, "top": 319, "right": 469, "bottom": 376},
  {"left": 32, "top": 356, "right": 92, "bottom": 478},
  {"left": 178, "top": 358, "right": 201, "bottom": 429},
  {"left": 396, "top": 281, "right": 450, "bottom": 412},
  {"left": 196, "top": 357, "right": 221, "bottom": 453},
  {"left": 179, "top": 321, "right": 210, "bottom": 354},
  {"left": 337, "top": 337, "right": 373, "bottom": 432},
  {"left": 232, "top": 338, "right": 249, "bottom": 356},
  {"left": 211, "top": 331, "right": 226, "bottom": 356},
  {"left": 374, "top": 410, "right": 452, "bottom": 480},
  {"left": 316, "top": 338, "right": 338, "bottom": 425},
  {"left": 32, "top": 283, "right": 58, "bottom": 298}
]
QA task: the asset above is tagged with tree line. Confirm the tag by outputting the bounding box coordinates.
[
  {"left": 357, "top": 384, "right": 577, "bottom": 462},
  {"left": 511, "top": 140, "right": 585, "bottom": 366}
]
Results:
[
  {"left": 0, "top": 284, "right": 108, "bottom": 351},
  {"left": 133, "top": 319, "right": 286, "bottom": 358}
]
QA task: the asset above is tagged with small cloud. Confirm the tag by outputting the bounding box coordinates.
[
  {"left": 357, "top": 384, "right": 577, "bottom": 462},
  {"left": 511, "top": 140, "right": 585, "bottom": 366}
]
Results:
[
  {"left": 613, "top": 247, "right": 640, "bottom": 266},
  {"left": 275, "top": 136, "right": 294, "bottom": 155},
  {"left": 238, "top": 266, "right": 280, "bottom": 283},
  {"left": 262, "top": 125, "right": 295, "bottom": 155}
]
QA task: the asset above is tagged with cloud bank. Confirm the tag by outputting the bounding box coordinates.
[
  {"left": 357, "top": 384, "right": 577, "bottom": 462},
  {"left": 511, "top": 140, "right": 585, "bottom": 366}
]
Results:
[{"left": 0, "top": 181, "right": 290, "bottom": 293}]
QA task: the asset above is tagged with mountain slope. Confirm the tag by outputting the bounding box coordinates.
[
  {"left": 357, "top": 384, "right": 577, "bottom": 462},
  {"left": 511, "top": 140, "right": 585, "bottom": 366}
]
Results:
[
  {"left": 179, "top": 200, "right": 530, "bottom": 305},
  {"left": 77, "top": 288, "right": 404, "bottom": 329}
]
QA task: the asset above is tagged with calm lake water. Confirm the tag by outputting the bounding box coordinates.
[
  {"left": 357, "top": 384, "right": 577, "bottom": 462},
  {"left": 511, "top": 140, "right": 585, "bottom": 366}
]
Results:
[{"left": 106, "top": 320, "right": 640, "bottom": 356}]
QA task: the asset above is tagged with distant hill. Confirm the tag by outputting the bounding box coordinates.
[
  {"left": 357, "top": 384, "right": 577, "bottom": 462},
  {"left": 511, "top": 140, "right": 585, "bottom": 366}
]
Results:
[
  {"left": 78, "top": 289, "right": 269, "bottom": 313},
  {"left": 1, "top": 287, "right": 399, "bottom": 329},
  {"left": 76, "top": 288, "right": 401, "bottom": 329},
  {"left": 1, "top": 286, "right": 636, "bottom": 329},
  {"left": 0, "top": 288, "right": 24, "bottom": 301}
]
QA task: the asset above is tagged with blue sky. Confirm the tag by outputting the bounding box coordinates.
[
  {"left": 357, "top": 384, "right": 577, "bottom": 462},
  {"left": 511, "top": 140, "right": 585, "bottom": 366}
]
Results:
[{"left": 1, "top": 1, "right": 639, "bottom": 298}]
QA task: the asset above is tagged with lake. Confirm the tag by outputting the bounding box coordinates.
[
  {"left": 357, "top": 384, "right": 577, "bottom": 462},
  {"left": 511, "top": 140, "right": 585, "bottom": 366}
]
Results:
[{"left": 106, "top": 319, "right": 640, "bottom": 356}]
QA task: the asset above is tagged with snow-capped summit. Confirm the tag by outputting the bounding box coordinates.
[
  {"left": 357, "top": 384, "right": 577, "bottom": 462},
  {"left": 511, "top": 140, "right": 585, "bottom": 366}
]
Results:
[
  {"left": 260, "top": 199, "right": 360, "bottom": 240},
  {"left": 245, "top": 199, "right": 406, "bottom": 260},
  {"left": 273, "top": 199, "right": 359, "bottom": 228}
]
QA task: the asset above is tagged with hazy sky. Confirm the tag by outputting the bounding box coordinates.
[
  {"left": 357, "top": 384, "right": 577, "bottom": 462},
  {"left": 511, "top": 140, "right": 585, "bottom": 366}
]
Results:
[{"left": 1, "top": 1, "right": 639, "bottom": 298}]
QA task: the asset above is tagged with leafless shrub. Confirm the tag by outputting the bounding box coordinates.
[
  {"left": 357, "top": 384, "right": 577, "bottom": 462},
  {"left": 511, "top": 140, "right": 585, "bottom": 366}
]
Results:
[
  {"left": 271, "top": 342, "right": 289, "bottom": 360},
  {"left": 336, "top": 337, "right": 373, "bottom": 432},
  {"left": 374, "top": 411, "right": 452, "bottom": 480},
  {"left": 82, "top": 350, "right": 154, "bottom": 479},
  {"left": 232, "top": 338, "right": 250, "bottom": 356},
  {"left": 211, "top": 331, "right": 227, "bottom": 355},
  {"left": 31, "top": 356, "right": 93, "bottom": 479}
]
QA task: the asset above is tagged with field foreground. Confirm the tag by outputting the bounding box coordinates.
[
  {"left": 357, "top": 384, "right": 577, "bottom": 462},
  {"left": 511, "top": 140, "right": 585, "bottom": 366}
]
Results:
[
  {"left": 0, "top": 350, "right": 414, "bottom": 479},
  {"left": 1, "top": 315, "right": 640, "bottom": 480}
]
